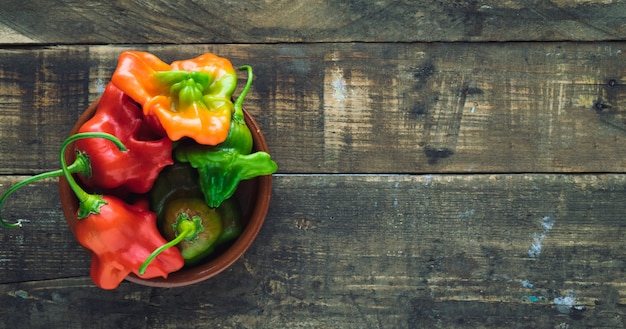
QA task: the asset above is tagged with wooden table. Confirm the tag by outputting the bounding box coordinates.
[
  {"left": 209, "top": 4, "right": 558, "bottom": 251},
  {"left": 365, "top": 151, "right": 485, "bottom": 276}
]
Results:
[{"left": 1, "top": 1, "right": 625, "bottom": 328}]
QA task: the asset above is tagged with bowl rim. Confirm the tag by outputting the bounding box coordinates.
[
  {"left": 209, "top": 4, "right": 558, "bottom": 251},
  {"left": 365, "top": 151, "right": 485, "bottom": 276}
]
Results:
[{"left": 58, "top": 98, "right": 273, "bottom": 288}]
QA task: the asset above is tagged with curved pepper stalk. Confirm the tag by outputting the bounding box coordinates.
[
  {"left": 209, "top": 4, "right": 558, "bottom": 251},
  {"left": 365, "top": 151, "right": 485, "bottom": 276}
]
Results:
[
  {"left": 140, "top": 196, "right": 243, "bottom": 271},
  {"left": 175, "top": 65, "right": 278, "bottom": 208},
  {"left": 0, "top": 136, "right": 97, "bottom": 228},
  {"left": 140, "top": 200, "right": 222, "bottom": 273},
  {"left": 60, "top": 133, "right": 184, "bottom": 289}
]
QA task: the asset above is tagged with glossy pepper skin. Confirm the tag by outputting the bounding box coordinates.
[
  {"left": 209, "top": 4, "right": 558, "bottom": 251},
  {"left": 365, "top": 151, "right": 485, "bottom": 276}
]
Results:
[
  {"left": 77, "top": 196, "right": 185, "bottom": 289},
  {"left": 61, "top": 133, "right": 184, "bottom": 290},
  {"left": 175, "top": 66, "right": 277, "bottom": 208},
  {"left": 147, "top": 162, "right": 243, "bottom": 265},
  {"left": 111, "top": 51, "right": 238, "bottom": 145},
  {"left": 149, "top": 162, "right": 202, "bottom": 221},
  {"left": 141, "top": 196, "right": 243, "bottom": 269},
  {"left": 213, "top": 197, "right": 243, "bottom": 246},
  {"left": 161, "top": 197, "right": 223, "bottom": 265},
  {"left": 75, "top": 83, "right": 173, "bottom": 194}
]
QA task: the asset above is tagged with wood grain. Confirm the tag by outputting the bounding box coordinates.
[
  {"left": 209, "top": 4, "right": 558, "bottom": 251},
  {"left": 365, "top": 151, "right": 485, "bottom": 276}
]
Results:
[
  {"left": 0, "top": 174, "right": 625, "bottom": 328},
  {"left": 0, "top": 43, "right": 625, "bottom": 175},
  {"left": 0, "top": 1, "right": 624, "bottom": 44},
  {"left": 1, "top": 2, "right": 625, "bottom": 327}
]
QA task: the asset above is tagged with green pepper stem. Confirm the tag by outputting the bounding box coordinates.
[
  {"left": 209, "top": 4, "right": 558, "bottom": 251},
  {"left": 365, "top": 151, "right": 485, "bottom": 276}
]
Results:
[
  {"left": 60, "top": 132, "right": 127, "bottom": 219},
  {"left": 138, "top": 226, "right": 193, "bottom": 276},
  {"left": 0, "top": 152, "right": 91, "bottom": 229},
  {"left": 233, "top": 65, "right": 253, "bottom": 121}
]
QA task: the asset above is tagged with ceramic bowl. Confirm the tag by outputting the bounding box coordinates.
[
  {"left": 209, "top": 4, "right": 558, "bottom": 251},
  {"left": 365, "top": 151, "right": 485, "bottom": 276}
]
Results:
[{"left": 59, "top": 99, "right": 273, "bottom": 288}]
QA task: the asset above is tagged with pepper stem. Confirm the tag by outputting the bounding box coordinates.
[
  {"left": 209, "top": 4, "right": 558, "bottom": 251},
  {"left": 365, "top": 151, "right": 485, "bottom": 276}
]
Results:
[
  {"left": 0, "top": 152, "right": 91, "bottom": 229},
  {"left": 138, "top": 216, "right": 198, "bottom": 276},
  {"left": 233, "top": 65, "right": 253, "bottom": 122},
  {"left": 60, "top": 132, "right": 128, "bottom": 219}
]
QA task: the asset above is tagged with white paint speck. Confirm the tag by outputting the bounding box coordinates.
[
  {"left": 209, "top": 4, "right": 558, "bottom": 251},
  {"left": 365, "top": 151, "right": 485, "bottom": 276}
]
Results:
[
  {"left": 422, "top": 175, "right": 433, "bottom": 186},
  {"left": 541, "top": 216, "right": 555, "bottom": 231},
  {"left": 458, "top": 209, "right": 476, "bottom": 218},
  {"left": 528, "top": 234, "right": 544, "bottom": 257},
  {"left": 331, "top": 69, "right": 347, "bottom": 101},
  {"left": 528, "top": 216, "right": 555, "bottom": 258},
  {"left": 554, "top": 290, "right": 584, "bottom": 314},
  {"left": 95, "top": 78, "right": 106, "bottom": 94}
]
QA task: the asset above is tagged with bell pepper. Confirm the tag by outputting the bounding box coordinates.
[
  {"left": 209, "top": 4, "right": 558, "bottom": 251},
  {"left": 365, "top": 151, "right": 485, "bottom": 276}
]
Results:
[
  {"left": 111, "top": 51, "right": 238, "bottom": 146},
  {"left": 149, "top": 162, "right": 202, "bottom": 221},
  {"left": 161, "top": 197, "right": 223, "bottom": 265},
  {"left": 175, "top": 65, "right": 277, "bottom": 208},
  {"left": 146, "top": 162, "right": 243, "bottom": 267},
  {"left": 60, "top": 133, "right": 184, "bottom": 289},
  {"left": 213, "top": 197, "right": 243, "bottom": 246},
  {"left": 141, "top": 196, "right": 243, "bottom": 270},
  {"left": 75, "top": 83, "right": 173, "bottom": 194}
]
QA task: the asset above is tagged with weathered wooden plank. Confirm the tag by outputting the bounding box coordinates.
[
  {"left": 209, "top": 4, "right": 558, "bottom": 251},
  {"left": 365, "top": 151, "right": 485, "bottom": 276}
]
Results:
[
  {"left": 0, "top": 174, "right": 625, "bottom": 328},
  {"left": 0, "top": 177, "right": 88, "bottom": 282},
  {"left": 0, "top": 43, "right": 625, "bottom": 174},
  {"left": 0, "top": 47, "right": 92, "bottom": 174},
  {"left": 0, "top": 0, "right": 624, "bottom": 44}
]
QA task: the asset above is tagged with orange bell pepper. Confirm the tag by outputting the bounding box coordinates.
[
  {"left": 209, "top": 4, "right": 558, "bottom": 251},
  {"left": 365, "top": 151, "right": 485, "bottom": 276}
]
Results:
[{"left": 111, "top": 51, "right": 238, "bottom": 145}]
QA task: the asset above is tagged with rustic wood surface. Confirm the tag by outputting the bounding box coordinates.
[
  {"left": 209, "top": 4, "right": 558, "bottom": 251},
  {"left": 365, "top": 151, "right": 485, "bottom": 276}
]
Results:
[
  {"left": 0, "top": 1, "right": 625, "bottom": 43},
  {"left": 1, "top": 43, "right": 626, "bottom": 175},
  {"left": 1, "top": 1, "right": 626, "bottom": 328}
]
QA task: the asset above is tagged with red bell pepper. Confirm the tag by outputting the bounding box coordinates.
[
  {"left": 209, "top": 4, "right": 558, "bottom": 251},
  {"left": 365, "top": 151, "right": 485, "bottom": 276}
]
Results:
[
  {"left": 78, "top": 195, "right": 184, "bottom": 289},
  {"left": 75, "top": 83, "right": 173, "bottom": 194},
  {"left": 61, "top": 133, "right": 184, "bottom": 290}
]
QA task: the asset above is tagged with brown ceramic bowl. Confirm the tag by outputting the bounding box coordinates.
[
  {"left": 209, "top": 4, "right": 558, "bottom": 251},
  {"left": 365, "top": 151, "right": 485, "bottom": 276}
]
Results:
[{"left": 59, "top": 99, "right": 273, "bottom": 288}]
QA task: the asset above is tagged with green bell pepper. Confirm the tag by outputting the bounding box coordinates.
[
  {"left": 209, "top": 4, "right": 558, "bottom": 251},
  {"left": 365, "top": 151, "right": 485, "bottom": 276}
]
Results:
[
  {"left": 175, "top": 65, "right": 277, "bottom": 208},
  {"left": 144, "top": 161, "right": 244, "bottom": 267}
]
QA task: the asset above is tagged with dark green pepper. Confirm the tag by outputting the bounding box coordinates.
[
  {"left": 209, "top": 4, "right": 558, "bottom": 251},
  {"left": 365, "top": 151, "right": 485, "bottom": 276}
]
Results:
[
  {"left": 149, "top": 161, "right": 242, "bottom": 245},
  {"left": 215, "top": 196, "right": 243, "bottom": 245},
  {"left": 143, "top": 162, "right": 244, "bottom": 268},
  {"left": 175, "top": 65, "right": 277, "bottom": 208},
  {"left": 162, "top": 197, "right": 223, "bottom": 265},
  {"left": 149, "top": 162, "right": 203, "bottom": 222},
  {"left": 141, "top": 195, "right": 244, "bottom": 268}
]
